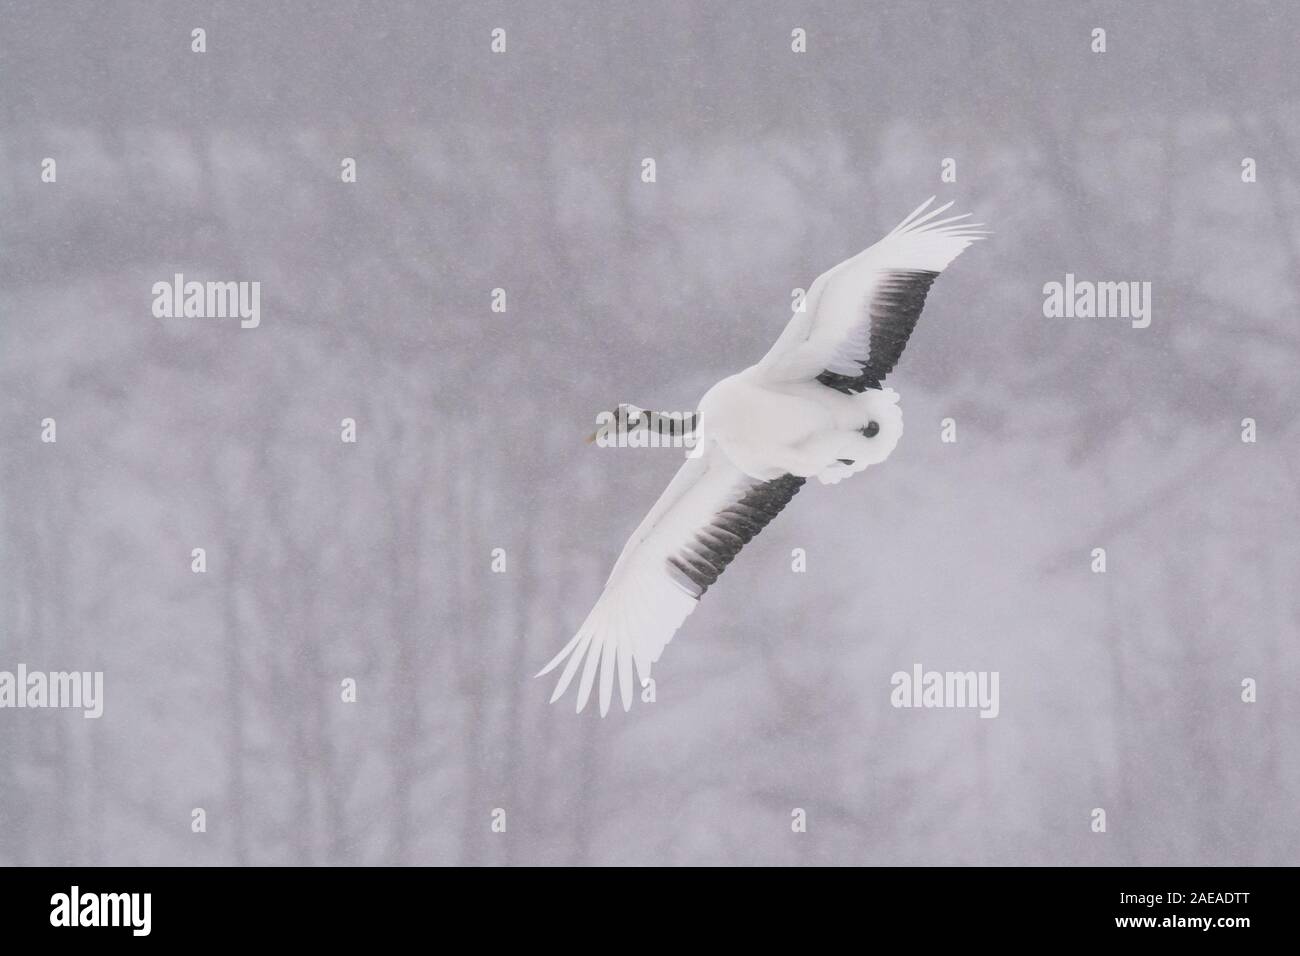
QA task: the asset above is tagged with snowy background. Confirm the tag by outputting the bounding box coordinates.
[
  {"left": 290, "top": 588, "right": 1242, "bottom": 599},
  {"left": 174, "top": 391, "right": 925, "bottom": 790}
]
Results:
[{"left": 1, "top": 0, "right": 1297, "bottom": 865}]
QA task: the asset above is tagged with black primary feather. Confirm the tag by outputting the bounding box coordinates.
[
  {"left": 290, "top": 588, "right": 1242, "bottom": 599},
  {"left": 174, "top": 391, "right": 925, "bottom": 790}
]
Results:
[
  {"left": 666, "top": 473, "right": 806, "bottom": 598},
  {"left": 816, "top": 269, "right": 940, "bottom": 393}
]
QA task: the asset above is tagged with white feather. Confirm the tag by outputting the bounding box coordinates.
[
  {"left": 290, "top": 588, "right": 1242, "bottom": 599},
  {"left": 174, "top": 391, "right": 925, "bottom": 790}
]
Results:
[{"left": 757, "top": 197, "right": 987, "bottom": 384}]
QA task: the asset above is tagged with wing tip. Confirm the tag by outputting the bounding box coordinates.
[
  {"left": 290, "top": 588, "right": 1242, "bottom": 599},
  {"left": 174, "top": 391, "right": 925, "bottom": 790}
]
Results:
[
  {"left": 890, "top": 195, "right": 938, "bottom": 234},
  {"left": 540, "top": 607, "right": 674, "bottom": 716},
  {"left": 890, "top": 198, "right": 994, "bottom": 247}
]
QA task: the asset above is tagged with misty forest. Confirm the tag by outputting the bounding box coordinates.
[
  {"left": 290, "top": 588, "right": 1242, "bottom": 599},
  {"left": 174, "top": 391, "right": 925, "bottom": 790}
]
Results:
[{"left": 1, "top": 2, "right": 1297, "bottom": 865}]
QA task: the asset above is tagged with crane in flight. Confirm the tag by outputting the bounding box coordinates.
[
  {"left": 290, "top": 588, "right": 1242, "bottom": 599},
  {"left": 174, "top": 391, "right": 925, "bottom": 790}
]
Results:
[{"left": 539, "top": 197, "right": 988, "bottom": 715}]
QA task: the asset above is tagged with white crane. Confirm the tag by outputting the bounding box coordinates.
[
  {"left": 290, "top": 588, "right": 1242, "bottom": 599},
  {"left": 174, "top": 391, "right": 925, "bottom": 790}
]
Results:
[{"left": 538, "top": 197, "right": 988, "bottom": 714}]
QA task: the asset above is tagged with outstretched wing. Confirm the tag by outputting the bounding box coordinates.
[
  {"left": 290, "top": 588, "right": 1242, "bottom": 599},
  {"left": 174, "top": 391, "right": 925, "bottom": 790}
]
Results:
[
  {"left": 757, "top": 197, "right": 987, "bottom": 392},
  {"left": 538, "top": 441, "right": 805, "bottom": 716}
]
